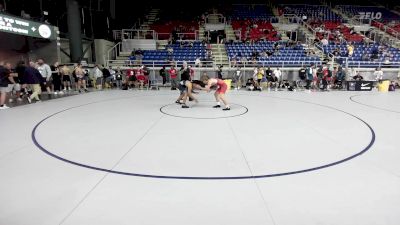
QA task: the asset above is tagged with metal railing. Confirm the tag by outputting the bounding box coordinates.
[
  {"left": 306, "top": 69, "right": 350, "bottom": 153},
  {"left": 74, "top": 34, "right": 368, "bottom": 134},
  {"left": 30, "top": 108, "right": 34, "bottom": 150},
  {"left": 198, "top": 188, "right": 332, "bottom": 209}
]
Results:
[
  {"left": 227, "top": 58, "right": 323, "bottom": 68},
  {"left": 121, "top": 29, "right": 157, "bottom": 40},
  {"left": 157, "top": 32, "right": 198, "bottom": 40},
  {"left": 205, "top": 14, "right": 226, "bottom": 24},
  {"left": 107, "top": 60, "right": 216, "bottom": 68},
  {"left": 371, "top": 20, "right": 400, "bottom": 40},
  {"left": 106, "top": 42, "right": 122, "bottom": 66}
]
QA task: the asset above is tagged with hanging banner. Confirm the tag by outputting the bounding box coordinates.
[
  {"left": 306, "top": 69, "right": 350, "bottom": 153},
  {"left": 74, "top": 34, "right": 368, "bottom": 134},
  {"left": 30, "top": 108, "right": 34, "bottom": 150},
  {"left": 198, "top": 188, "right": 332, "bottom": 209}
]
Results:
[{"left": 0, "top": 13, "right": 57, "bottom": 40}]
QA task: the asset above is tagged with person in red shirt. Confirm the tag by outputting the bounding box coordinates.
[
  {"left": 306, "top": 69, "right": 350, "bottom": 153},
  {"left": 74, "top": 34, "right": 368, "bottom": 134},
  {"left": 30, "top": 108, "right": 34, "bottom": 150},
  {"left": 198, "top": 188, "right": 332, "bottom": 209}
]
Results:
[
  {"left": 135, "top": 66, "right": 146, "bottom": 89},
  {"left": 201, "top": 75, "right": 230, "bottom": 110},
  {"left": 126, "top": 68, "right": 136, "bottom": 89},
  {"left": 169, "top": 65, "right": 178, "bottom": 90}
]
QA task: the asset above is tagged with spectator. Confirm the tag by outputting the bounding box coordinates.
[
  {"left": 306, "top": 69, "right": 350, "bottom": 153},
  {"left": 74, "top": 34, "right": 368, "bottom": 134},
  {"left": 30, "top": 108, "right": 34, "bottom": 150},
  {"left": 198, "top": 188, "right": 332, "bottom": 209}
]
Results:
[
  {"left": 167, "top": 46, "right": 174, "bottom": 56},
  {"left": 195, "top": 57, "right": 202, "bottom": 67},
  {"left": 374, "top": 67, "right": 383, "bottom": 81},
  {"left": 217, "top": 65, "right": 223, "bottom": 79},
  {"left": 273, "top": 68, "right": 282, "bottom": 88},
  {"left": 332, "top": 48, "right": 340, "bottom": 57},
  {"left": 305, "top": 65, "right": 314, "bottom": 90},
  {"left": 102, "top": 65, "right": 112, "bottom": 88},
  {"left": 169, "top": 65, "right": 178, "bottom": 90},
  {"left": 321, "top": 37, "right": 328, "bottom": 46},
  {"left": 361, "top": 52, "right": 369, "bottom": 61},
  {"left": 353, "top": 72, "right": 364, "bottom": 81},
  {"left": 159, "top": 66, "right": 167, "bottom": 86},
  {"left": 115, "top": 67, "right": 123, "bottom": 89},
  {"left": 61, "top": 65, "right": 72, "bottom": 91},
  {"left": 75, "top": 64, "right": 88, "bottom": 93},
  {"left": 37, "top": 59, "right": 52, "bottom": 94},
  {"left": 125, "top": 68, "right": 136, "bottom": 89},
  {"left": 15, "top": 61, "right": 26, "bottom": 100},
  {"left": 51, "top": 62, "right": 63, "bottom": 95},
  {"left": 347, "top": 44, "right": 354, "bottom": 57},
  {"left": 93, "top": 65, "right": 103, "bottom": 90},
  {"left": 24, "top": 61, "right": 44, "bottom": 103},
  {"left": 0, "top": 62, "right": 13, "bottom": 109}
]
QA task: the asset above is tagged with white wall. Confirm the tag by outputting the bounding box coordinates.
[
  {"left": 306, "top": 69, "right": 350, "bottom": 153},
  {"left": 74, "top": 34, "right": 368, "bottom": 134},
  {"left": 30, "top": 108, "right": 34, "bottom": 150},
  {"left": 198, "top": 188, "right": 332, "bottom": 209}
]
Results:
[
  {"left": 121, "top": 39, "right": 156, "bottom": 52},
  {"left": 94, "top": 39, "right": 116, "bottom": 66},
  {"left": 272, "top": 23, "right": 300, "bottom": 31}
]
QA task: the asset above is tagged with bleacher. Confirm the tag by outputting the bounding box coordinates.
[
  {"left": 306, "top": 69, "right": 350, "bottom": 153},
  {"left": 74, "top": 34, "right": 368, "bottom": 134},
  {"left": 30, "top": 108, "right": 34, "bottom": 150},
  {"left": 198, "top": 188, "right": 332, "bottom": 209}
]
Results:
[
  {"left": 323, "top": 43, "right": 400, "bottom": 67},
  {"left": 229, "top": 4, "right": 274, "bottom": 20},
  {"left": 282, "top": 5, "right": 342, "bottom": 21},
  {"left": 231, "top": 20, "right": 279, "bottom": 41},
  {"left": 311, "top": 21, "right": 364, "bottom": 42},
  {"left": 131, "top": 41, "right": 206, "bottom": 66},
  {"left": 225, "top": 41, "right": 321, "bottom": 66}
]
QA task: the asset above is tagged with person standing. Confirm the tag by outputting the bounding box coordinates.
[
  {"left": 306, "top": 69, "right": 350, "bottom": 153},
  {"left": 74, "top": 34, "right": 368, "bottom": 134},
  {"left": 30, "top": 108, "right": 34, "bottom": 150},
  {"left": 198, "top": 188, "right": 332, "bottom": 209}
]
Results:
[
  {"left": 273, "top": 68, "right": 282, "bottom": 90},
  {"left": 169, "top": 65, "right": 178, "bottom": 90},
  {"left": 0, "top": 62, "right": 12, "bottom": 109},
  {"left": 374, "top": 67, "right": 383, "bottom": 81},
  {"left": 61, "top": 65, "right": 72, "bottom": 91},
  {"left": 159, "top": 66, "right": 167, "bottom": 86},
  {"left": 305, "top": 64, "right": 314, "bottom": 91},
  {"left": 93, "top": 65, "right": 103, "bottom": 90},
  {"left": 115, "top": 67, "right": 123, "bottom": 89},
  {"left": 51, "top": 62, "right": 63, "bottom": 95},
  {"left": 24, "top": 61, "right": 44, "bottom": 103},
  {"left": 75, "top": 64, "right": 88, "bottom": 93},
  {"left": 37, "top": 59, "right": 52, "bottom": 94}
]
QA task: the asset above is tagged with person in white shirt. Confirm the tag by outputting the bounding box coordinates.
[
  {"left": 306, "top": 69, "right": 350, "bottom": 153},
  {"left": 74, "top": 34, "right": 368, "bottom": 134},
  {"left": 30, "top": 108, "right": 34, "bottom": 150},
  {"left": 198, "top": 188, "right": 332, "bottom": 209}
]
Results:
[
  {"left": 37, "top": 59, "right": 52, "bottom": 94},
  {"left": 235, "top": 67, "right": 242, "bottom": 90},
  {"left": 195, "top": 57, "right": 202, "bottom": 67},
  {"left": 374, "top": 67, "right": 383, "bottom": 81},
  {"left": 321, "top": 38, "right": 328, "bottom": 46},
  {"left": 92, "top": 65, "right": 103, "bottom": 90},
  {"left": 273, "top": 68, "right": 282, "bottom": 90}
]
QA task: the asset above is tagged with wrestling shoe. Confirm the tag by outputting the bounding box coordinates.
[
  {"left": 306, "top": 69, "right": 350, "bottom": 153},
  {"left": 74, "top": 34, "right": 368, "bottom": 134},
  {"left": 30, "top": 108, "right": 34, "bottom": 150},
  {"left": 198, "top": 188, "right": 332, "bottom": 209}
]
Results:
[
  {"left": 213, "top": 105, "right": 221, "bottom": 108},
  {"left": 181, "top": 104, "right": 189, "bottom": 108},
  {"left": 222, "top": 107, "right": 231, "bottom": 111}
]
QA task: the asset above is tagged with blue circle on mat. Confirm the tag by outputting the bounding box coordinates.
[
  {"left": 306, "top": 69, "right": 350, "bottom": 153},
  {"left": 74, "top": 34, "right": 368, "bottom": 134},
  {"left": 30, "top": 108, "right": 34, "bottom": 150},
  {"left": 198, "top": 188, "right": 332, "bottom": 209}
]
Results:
[{"left": 32, "top": 95, "right": 375, "bottom": 180}]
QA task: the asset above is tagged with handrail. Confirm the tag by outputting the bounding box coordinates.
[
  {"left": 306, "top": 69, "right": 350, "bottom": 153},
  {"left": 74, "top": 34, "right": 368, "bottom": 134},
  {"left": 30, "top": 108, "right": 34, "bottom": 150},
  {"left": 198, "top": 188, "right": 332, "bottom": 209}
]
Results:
[
  {"left": 157, "top": 32, "right": 198, "bottom": 40},
  {"left": 371, "top": 20, "right": 400, "bottom": 41},
  {"left": 107, "top": 60, "right": 216, "bottom": 68},
  {"left": 106, "top": 42, "right": 122, "bottom": 67},
  {"left": 226, "top": 57, "right": 323, "bottom": 68},
  {"left": 121, "top": 29, "right": 157, "bottom": 40}
]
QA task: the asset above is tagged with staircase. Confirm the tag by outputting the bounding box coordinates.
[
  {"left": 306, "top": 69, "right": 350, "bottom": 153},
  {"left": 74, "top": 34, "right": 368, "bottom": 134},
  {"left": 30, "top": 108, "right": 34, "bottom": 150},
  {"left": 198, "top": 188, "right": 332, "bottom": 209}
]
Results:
[
  {"left": 207, "top": 14, "right": 220, "bottom": 24},
  {"left": 211, "top": 44, "right": 229, "bottom": 66},
  {"left": 224, "top": 24, "right": 236, "bottom": 41},
  {"left": 156, "top": 40, "right": 168, "bottom": 50},
  {"left": 140, "top": 8, "right": 160, "bottom": 30},
  {"left": 198, "top": 25, "right": 207, "bottom": 41}
]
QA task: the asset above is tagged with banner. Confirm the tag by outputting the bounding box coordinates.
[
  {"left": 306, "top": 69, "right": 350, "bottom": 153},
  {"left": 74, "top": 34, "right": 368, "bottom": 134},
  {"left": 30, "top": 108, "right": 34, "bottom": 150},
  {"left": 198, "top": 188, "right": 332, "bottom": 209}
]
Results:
[{"left": 0, "top": 13, "right": 57, "bottom": 40}]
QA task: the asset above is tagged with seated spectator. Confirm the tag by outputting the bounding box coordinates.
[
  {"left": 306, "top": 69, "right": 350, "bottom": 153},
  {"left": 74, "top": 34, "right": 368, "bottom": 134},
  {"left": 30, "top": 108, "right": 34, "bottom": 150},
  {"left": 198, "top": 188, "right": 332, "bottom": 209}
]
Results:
[
  {"left": 321, "top": 37, "right": 328, "bottom": 46},
  {"left": 167, "top": 46, "right": 173, "bottom": 55},
  {"left": 353, "top": 72, "right": 364, "bottom": 81},
  {"left": 195, "top": 57, "right": 202, "bottom": 67},
  {"left": 361, "top": 52, "right": 369, "bottom": 61},
  {"left": 332, "top": 48, "right": 340, "bottom": 57},
  {"left": 347, "top": 44, "right": 354, "bottom": 57}
]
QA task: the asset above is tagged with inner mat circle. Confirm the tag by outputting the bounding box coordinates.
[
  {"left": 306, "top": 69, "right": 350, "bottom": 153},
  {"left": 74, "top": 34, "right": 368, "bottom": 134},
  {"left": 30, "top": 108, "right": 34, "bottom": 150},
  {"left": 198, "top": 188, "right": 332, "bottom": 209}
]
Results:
[{"left": 160, "top": 102, "right": 249, "bottom": 119}]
